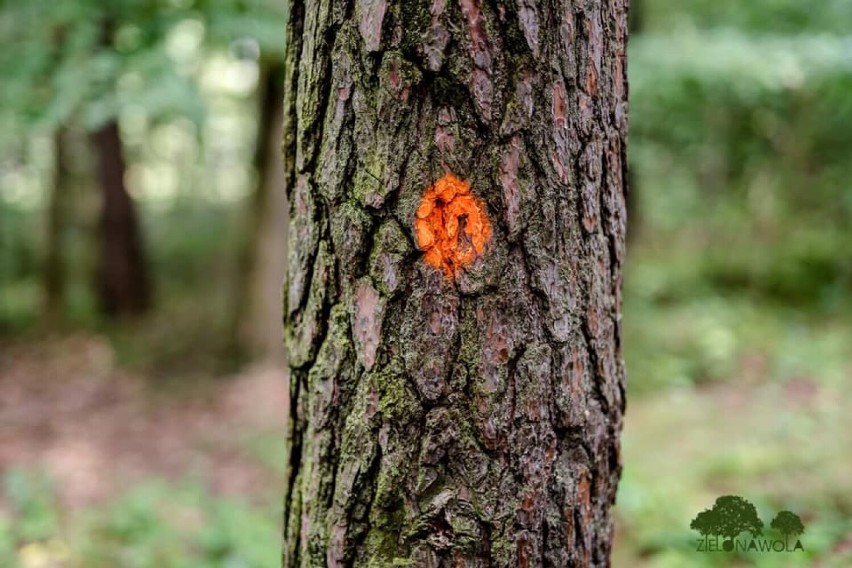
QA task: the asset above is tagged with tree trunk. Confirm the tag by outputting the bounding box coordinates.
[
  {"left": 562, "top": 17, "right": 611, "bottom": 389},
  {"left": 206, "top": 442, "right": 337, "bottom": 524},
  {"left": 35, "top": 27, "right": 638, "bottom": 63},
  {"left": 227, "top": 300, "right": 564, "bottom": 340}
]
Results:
[
  {"left": 282, "top": 1, "right": 628, "bottom": 566},
  {"left": 628, "top": 0, "right": 642, "bottom": 34},
  {"left": 42, "top": 126, "right": 71, "bottom": 326},
  {"left": 234, "top": 61, "right": 289, "bottom": 361},
  {"left": 91, "top": 120, "right": 152, "bottom": 317}
]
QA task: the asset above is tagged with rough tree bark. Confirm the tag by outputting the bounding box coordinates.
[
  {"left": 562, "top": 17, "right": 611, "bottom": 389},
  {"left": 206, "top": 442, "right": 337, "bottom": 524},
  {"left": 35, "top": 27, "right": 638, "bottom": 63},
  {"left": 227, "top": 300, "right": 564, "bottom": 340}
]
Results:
[
  {"left": 282, "top": 0, "right": 628, "bottom": 565},
  {"left": 91, "top": 120, "right": 152, "bottom": 317}
]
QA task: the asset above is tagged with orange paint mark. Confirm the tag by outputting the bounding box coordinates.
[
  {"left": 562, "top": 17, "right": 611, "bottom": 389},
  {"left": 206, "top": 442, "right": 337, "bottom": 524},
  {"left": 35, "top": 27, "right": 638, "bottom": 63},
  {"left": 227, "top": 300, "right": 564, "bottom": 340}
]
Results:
[{"left": 415, "top": 172, "right": 491, "bottom": 277}]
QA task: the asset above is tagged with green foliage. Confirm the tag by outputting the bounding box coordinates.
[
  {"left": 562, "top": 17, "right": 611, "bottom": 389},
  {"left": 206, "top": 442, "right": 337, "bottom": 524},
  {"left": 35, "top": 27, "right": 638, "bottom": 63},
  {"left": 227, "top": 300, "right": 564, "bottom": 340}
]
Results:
[
  {"left": 0, "top": 0, "right": 286, "bottom": 152},
  {"left": 630, "top": 32, "right": 852, "bottom": 309},
  {"left": 97, "top": 204, "right": 244, "bottom": 373},
  {"left": 198, "top": 0, "right": 287, "bottom": 58},
  {"left": 624, "top": 32, "right": 852, "bottom": 396},
  {"left": 1, "top": 470, "right": 279, "bottom": 568},
  {"left": 4, "top": 470, "right": 61, "bottom": 543},
  {"left": 0, "top": 1, "right": 200, "bottom": 147},
  {"left": 615, "top": 375, "right": 852, "bottom": 566},
  {"left": 641, "top": 0, "right": 852, "bottom": 34},
  {"left": 631, "top": 32, "right": 852, "bottom": 218},
  {"left": 0, "top": 203, "right": 41, "bottom": 332},
  {"left": 624, "top": 255, "right": 852, "bottom": 395},
  {"left": 617, "top": 6, "right": 852, "bottom": 564}
]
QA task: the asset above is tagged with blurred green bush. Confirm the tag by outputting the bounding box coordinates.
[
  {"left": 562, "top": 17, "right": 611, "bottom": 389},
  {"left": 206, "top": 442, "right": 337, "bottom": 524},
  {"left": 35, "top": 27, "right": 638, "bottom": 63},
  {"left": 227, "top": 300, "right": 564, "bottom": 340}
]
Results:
[
  {"left": 1, "top": 469, "right": 279, "bottom": 568},
  {"left": 623, "top": 30, "right": 852, "bottom": 399}
]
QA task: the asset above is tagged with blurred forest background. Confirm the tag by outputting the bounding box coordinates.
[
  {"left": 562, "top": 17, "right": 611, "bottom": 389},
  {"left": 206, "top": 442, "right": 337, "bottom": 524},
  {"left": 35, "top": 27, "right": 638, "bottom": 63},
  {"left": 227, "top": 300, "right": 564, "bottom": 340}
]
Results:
[{"left": 0, "top": 0, "right": 850, "bottom": 566}]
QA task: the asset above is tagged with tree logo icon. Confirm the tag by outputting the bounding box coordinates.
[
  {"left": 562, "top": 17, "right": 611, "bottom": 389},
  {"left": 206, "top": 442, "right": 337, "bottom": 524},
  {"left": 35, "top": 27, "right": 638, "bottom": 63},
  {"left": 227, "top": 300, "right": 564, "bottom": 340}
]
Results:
[
  {"left": 690, "top": 496, "right": 805, "bottom": 553},
  {"left": 770, "top": 510, "right": 805, "bottom": 549},
  {"left": 690, "top": 495, "right": 763, "bottom": 551}
]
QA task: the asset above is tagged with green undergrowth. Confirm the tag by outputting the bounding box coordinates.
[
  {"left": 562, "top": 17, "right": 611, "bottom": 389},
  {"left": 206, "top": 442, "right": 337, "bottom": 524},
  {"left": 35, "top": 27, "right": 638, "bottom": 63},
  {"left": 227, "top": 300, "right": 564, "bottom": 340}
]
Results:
[{"left": 0, "top": 470, "right": 280, "bottom": 568}]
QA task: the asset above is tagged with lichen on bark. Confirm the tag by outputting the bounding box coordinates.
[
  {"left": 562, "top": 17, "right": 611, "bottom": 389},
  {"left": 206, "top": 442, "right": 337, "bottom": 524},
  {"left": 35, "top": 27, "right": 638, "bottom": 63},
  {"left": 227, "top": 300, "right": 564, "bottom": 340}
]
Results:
[{"left": 283, "top": 0, "right": 629, "bottom": 566}]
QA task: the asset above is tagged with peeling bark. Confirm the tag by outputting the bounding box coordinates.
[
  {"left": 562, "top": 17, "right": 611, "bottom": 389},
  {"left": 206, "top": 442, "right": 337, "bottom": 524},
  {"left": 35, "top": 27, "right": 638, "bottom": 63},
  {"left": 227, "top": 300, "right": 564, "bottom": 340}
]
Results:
[{"left": 282, "top": 0, "right": 628, "bottom": 565}]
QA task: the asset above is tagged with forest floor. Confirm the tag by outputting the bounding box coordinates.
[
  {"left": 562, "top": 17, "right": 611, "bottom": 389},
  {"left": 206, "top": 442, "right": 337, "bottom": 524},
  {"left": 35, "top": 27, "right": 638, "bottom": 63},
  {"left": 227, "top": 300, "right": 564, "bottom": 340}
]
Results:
[
  {"left": 0, "top": 334, "right": 289, "bottom": 509},
  {"left": 0, "top": 333, "right": 288, "bottom": 567}
]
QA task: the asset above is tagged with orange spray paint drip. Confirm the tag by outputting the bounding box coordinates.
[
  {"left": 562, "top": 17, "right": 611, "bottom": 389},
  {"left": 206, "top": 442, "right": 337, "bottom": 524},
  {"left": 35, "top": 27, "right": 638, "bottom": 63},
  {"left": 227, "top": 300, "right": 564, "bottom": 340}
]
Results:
[{"left": 415, "top": 172, "right": 492, "bottom": 277}]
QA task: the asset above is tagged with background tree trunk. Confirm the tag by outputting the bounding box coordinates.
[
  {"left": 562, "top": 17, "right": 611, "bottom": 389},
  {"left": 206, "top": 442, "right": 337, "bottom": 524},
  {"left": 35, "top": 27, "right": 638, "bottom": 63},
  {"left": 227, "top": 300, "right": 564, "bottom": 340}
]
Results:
[
  {"left": 91, "top": 120, "right": 152, "bottom": 317},
  {"left": 283, "top": 0, "right": 628, "bottom": 565},
  {"left": 42, "top": 126, "right": 71, "bottom": 326},
  {"left": 628, "top": 0, "right": 643, "bottom": 34},
  {"left": 233, "top": 61, "right": 289, "bottom": 361}
]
